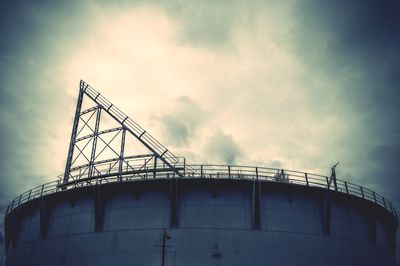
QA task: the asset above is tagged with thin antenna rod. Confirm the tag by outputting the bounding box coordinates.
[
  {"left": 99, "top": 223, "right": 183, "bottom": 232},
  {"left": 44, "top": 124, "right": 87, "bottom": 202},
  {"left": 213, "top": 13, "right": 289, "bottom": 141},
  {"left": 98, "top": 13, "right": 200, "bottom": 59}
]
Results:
[{"left": 330, "top": 161, "right": 340, "bottom": 191}]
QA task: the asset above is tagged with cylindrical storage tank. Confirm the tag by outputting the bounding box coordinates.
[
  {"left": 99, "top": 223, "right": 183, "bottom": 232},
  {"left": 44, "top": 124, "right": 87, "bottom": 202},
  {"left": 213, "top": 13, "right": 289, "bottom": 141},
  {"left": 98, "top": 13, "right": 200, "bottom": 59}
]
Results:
[{"left": 3, "top": 174, "right": 398, "bottom": 266}]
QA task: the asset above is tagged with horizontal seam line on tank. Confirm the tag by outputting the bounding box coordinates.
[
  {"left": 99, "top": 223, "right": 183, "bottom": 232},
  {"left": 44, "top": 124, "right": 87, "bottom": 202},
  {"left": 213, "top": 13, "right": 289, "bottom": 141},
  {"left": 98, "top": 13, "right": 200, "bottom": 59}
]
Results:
[
  {"left": 11, "top": 240, "right": 384, "bottom": 256},
  {"left": 180, "top": 205, "right": 247, "bottom": 207},
  {"left": 107, "top": 205, "right": 168, "bottom": 209},
  {"left": 263, "top": 208, "right": 318, "bottom": 213},
  {"left": 14, "top": 227, "right": 376, "bottom": 248},
  {"left": 19, "top": 249, "right": 378, "bottom": 258}
]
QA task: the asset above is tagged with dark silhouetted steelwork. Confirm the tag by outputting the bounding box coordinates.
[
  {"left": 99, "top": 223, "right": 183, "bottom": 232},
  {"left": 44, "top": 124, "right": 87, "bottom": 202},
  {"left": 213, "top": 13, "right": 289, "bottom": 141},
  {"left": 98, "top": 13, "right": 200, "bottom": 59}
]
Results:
[
  {"left": 4, "top": 81, "right": 398, "bottom": 218},
  {"left": 4, "top": 163, "right": 398, "bottom": 219},
  {"left": 62, "top": 80, "right": 185, "bottom": 188},
  {"left": 3, "top": 81, "right": 399, "bottom": 266}
]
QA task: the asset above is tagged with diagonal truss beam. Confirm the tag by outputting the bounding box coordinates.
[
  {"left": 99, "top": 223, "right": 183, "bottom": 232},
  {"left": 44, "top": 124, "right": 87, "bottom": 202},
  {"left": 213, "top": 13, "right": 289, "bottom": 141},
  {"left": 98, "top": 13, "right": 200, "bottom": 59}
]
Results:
[
  {"left": 76, "top": 109, "right": 97, "bottom": 137},
  {"left": 81, "top": 81, "right": 182, "bottom": 174},
  {"left": 63, "top": 80, "right": 184, "bottom": 186},
  {"left": 94, "top": 130, "right": 121, "bottom": 160}
]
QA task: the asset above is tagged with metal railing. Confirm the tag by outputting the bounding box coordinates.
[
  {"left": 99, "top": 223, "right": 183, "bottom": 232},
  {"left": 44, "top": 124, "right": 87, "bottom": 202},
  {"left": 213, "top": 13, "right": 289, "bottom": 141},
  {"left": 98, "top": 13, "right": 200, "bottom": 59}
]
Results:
[
  {"left": 5, "top": 164, "right": 397, "bottom": 218},
  {"left": 65, "top": 155, "right": 187, "bottom": 183}
]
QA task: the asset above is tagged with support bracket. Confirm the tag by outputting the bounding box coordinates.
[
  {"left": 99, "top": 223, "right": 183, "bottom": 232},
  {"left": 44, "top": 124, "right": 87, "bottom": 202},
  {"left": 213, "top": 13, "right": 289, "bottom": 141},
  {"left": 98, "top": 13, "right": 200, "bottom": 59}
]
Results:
[
  {"left": 94, "top": 185, "right": 104, "bottom": 232},
  {"left": 40, "top": 197, "right": 50, "bottom": 239},
  {"left": 321, "top": 189, "right": 331, "bottom": 235},
  {"left": 252, "top": 180, "right": 261, "bottom": 229},
  {"left": 170, "top": 178, "right": 178, "bottom": 228}
]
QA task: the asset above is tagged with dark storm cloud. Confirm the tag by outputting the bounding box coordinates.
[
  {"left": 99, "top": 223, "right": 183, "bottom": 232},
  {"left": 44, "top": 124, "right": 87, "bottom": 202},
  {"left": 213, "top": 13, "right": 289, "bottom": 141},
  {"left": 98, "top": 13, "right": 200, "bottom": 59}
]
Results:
[
  {"left": 0, "top": 1, "right": 85, "bottom": 209},
  {"left": 291, "top": 0, "right": 400, "bottom": 114},
  {"left": 0, "top": 232, "right": 3, "bottom": 264},
  {"left": 161, "top": 116, "right": 189, "bottom": 146},
  {"left": 293, "top": 0, "right": 400, "bottom": 111},
  {"left": 291, "top": 2, "right": 400, "bottom": 255},
  {"left": 291, "top": 0, "right": 400, "bottom": 202},
  {"left": 0, "top": 1, "right": 399, "bottom": 259},
  {"left": 0, "top": 224, "right": 3, "bottom": 260},
  {"left": 204, "top": 131, "right": 242, "bottom": 164},
  {"left": 159, "top": 97, "right": 205, "bottom": 147}
]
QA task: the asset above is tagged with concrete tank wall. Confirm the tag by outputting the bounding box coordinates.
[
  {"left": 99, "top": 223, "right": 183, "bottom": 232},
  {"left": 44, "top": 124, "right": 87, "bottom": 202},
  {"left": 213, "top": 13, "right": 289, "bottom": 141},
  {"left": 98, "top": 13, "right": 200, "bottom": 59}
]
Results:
[{"left": 4, "top": 179, "right": 398, "bottom": 266}]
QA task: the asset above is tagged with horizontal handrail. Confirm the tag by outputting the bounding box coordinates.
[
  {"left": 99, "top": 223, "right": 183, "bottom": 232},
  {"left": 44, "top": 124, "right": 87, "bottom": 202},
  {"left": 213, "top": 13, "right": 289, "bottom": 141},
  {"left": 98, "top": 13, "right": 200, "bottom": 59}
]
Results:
[{"left": 5, "top": 164, "right": 398, "bottom": 219}]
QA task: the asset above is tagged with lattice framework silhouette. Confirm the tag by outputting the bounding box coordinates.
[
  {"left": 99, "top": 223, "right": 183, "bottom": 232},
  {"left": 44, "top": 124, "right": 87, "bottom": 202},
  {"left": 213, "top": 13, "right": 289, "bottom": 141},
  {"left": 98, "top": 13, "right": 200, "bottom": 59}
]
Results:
[{"left": 62, "top": 80, "right": 186, "bottom": 186}]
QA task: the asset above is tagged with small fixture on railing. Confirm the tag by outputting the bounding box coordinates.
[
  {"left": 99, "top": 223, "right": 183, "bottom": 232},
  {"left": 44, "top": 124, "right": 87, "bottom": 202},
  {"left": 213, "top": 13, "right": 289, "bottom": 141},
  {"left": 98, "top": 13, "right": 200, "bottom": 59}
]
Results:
[{"left": 274, "top": 169, "right": 289, "bottom": 183}]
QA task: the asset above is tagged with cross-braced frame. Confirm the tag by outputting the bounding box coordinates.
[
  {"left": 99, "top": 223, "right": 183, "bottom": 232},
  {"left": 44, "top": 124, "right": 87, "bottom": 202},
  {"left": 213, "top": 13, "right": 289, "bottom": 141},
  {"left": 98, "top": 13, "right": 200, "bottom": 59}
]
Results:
[{"left": 61, "top": 80, "right": 186, "bottom": 188}]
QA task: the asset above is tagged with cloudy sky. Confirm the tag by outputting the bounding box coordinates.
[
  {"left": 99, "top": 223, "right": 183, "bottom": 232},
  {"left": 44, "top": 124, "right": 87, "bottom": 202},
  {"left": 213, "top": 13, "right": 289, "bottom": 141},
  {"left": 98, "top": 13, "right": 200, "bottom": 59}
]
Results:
[{"left": 0, "top": 0, "right": 400, "bottom": 256}]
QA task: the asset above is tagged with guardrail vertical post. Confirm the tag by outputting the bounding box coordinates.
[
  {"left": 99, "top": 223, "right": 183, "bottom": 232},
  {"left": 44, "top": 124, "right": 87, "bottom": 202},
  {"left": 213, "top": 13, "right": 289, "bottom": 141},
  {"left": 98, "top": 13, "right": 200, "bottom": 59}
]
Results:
[
  {"left": 183, "top": 158, "right": 186, "bottom": 177},
  {"left": 17, "top": 194, "right": 22, "bottom": 207},
  {"left": 40, "top": 184, "right": 45, "bottom": 197},
  {"left": 325, "top": 176, "right": 330, "bottom": 189},
  {"left": 255, "top": 167, "right": 259, "bottom": 180},
  {"left": 383, "top": 198, "right": 387, "bottom": 209},
  {"left": 372, "top": 192, "right": 377, "bottom": 204},
  {"left": 228, "top": 165, "right": 231, "bottom": 179},
  {"left": 360, "top": 186, "right": 364, "bottom": 199},
  {"left": 10, "top": 199, "right": 15, "bottom": 211},
  {"left": 200, "top": 165, "right": 203, "bottom": 178},
  {"left": 118, "top": 127, "right": 126, "bottom": 182},
  {"left": 344, "top": 182, "right": 348, "bottom": 194},
  {"left": 153, "top": 156, "right": 157, "bottom": 179},
  {"left": 305, "top": 173, "right": 309, "bottom": 186}
]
